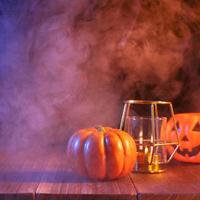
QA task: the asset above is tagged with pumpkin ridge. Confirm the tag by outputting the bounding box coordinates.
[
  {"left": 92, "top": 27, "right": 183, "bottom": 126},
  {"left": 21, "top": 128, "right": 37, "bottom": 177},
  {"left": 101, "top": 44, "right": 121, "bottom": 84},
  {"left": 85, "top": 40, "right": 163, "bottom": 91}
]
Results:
[
  {"left": 84, "top": 132, "right": 106, "bottom": 180},
  {"left": 115, "top": 131, "right": 126, "bottom": 177},
  {"left": 103, "top": 130, "right": 114, "bottom": 179},
  {"left": 83, "top": 134, "right": 91, "bottom": 178},
  {"left": 116, "top": 131, "right": 136, "bottom": 177},
  {"left": 77, "top": 131, "right": 92, "bottom": 177},
  {"left": 101, "top": 131, "right": 107, "bottom": 180},
  {"left": 83, "top": 133, "right": 95, "bottom": 179},
  {"left": 105, "top": 131, "right": 124, "bottom": 179},
  {"left": 103, "top": 132, "right": 108, "bottom": 179},
  {"left": 115, "top": 132, "right": 126, "bottom": 177}
]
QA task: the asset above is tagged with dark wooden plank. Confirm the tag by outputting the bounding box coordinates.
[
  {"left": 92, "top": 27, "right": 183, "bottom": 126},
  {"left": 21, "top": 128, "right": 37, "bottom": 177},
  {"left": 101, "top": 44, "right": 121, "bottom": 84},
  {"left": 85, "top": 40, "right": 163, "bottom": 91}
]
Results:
[
  {"left": 131, "top": 161, "right": 200, "bottom": 200},
  {"left": 0, "top": 150, "right": 47, "bottom": 200},
  {"left": 0, "top": 152, "right": 32, "bottom": 200},
  {"left": 35, "top": 152, "right": 137, "bottom": 200},
  {"left": 36, "top": 177, "right": 136, "bottom": 200},
  {"left": 0, "top": 194, "right": 33, "bottom": 200},
  {"left": 137, "top": 194, "right": 200, "bottom": 200}
]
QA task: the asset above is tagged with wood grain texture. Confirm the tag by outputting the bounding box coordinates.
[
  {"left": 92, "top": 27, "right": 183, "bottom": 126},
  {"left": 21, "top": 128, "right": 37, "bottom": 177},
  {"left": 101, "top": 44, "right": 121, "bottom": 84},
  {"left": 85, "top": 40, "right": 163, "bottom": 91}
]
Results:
[
  {"left": 35, "top": 151, "right": 137, "bottom": 200},
  {"left": 0, "top": 151, "right": 39, "bottom": 200},
  {"left": 131, "top": 161, "right": 200, "bottom": 200},
  {"left": 1, "top": 149, "right": 200, "bottom": 200}
]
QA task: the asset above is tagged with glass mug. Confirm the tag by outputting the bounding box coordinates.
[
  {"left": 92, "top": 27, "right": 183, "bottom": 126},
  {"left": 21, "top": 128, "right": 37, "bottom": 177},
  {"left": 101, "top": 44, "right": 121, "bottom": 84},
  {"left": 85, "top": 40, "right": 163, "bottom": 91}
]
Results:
[{"left": 125, "top": 116, "right": 168, "bottom": 173}]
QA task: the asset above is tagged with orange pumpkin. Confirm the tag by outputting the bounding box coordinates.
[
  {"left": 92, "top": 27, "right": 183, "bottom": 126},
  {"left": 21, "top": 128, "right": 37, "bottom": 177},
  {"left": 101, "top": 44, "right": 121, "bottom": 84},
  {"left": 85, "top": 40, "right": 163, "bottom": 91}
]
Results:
[
  {"left": 166, "top": 113, "right": 200, "bottom": 163},
  {"left": 66, "top": 126, "right": 137, "bottom": 180}
]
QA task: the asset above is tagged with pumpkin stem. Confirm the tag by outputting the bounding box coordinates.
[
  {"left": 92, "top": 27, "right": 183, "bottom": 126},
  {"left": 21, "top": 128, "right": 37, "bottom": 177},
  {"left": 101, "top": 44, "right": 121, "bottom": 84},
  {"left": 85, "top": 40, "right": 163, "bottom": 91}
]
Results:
[{"left": 95, "top": 126, "right": 105, "bottom": 132}]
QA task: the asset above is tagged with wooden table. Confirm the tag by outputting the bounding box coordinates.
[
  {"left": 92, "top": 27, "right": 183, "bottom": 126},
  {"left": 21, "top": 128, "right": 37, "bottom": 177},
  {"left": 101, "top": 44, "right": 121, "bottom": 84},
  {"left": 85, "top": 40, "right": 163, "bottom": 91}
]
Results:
[{"left": 0, "top": 150, "right": 200, "bottom": 200}]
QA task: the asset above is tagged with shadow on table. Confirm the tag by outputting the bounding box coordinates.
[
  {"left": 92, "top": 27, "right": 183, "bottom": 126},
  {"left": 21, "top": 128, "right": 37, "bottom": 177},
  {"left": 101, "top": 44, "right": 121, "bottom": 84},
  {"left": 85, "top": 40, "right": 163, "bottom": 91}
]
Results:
[{"left": 0, "top": 170, "right": 99, "bottom": 183}]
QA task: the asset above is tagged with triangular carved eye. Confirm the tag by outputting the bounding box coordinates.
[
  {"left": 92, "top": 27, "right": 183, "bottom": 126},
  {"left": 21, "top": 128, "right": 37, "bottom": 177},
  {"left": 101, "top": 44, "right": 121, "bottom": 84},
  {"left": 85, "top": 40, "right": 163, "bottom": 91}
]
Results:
[
  {"left": 193, "top": 123, "right": 200, "bottom": 131},
  {"left": 182, "top": 135, "right": 189, "bottom": 141}
]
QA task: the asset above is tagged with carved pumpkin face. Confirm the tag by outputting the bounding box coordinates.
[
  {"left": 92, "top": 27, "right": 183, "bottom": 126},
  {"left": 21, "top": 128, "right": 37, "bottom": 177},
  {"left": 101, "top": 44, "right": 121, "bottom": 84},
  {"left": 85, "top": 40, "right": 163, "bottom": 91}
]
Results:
[{"left": 166, "top": 113, "right": 200, "bottom": 163}]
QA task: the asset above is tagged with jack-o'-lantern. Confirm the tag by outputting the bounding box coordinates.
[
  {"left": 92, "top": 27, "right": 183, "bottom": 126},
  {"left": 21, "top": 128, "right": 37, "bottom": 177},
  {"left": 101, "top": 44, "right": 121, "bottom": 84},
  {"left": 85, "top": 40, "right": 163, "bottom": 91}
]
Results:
[
  {"left": 166, "top": 113, "right": 200, "bottom": 163},
  {"left": 66, "top": 126, "right": 137, "bottom": 180}
]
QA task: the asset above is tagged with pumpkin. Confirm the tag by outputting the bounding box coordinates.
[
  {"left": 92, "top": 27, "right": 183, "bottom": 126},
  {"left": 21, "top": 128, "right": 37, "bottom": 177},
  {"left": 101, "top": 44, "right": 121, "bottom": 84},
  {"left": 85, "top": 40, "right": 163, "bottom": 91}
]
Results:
[
  {"left": 166, "top": 113, "right": 200, "bottom": 163},
  {"left": 66, "top": 126, "right": 137, "bottom": 180}
]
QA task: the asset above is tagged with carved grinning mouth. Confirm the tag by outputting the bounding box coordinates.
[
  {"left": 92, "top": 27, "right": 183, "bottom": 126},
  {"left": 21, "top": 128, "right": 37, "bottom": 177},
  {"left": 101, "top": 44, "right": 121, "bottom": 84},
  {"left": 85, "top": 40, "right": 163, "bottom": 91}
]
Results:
[{"left": 175, "top": 144, "right": 200, "bottom": 157}]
